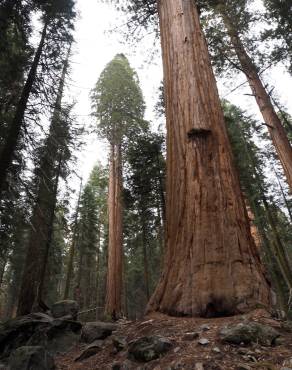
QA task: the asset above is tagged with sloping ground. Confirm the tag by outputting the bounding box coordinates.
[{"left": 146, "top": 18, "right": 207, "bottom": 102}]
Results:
[{"left": 56, "top": 310, "right": 292, "bottom": 370}]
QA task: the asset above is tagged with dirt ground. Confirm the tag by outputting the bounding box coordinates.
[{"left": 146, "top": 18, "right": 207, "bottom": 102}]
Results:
[{"left": 56, "top": 309, "right": 292, "bottom": 370}]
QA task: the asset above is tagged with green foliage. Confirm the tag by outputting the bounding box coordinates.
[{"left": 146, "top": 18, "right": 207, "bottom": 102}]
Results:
[
  {"left": 123, "top": 130, "right": 165, "bottom": 318},
  {"left": 262, "top": 0, "right": 292, "bottom": 73},
  {"left": 45, "top": 207, "right": 68, "bottom": 306},
  {"left": 224, "top": 100, "right": 292, "bottom": 312},
  {"left": 75, "top": 164, "right": 108, "bottom": 311},
  {"left": 108, "top": 0, "right": 158, "bottom": 41},
  {"left": 91, "top": 54, "right": 146, "bottom": 145}
]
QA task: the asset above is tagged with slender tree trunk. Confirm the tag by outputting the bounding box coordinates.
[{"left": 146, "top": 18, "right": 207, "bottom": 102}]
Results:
[
  {"left": 17, "top": 171, "right": 57, "bottom": 315},
  {"left": 105, "top": 143, "right": 123, "bottom": 318},
  {"left": 217, "top": 6, "right": 292, "bottom": 191},
  {"left": 260, "top": 227, "right": 287, "bottom": 313},
  {"left": 262, "top": 195, "right": 292, "bottom": 290},
  {"left": 141, "top": 217, "right": 150, "bottom": 301},
  {"left": 76, "top": 247, "right": 84, "bottom": 308},
  {"left": 0, "top": 19, "right": 48, "bottom": 196},
  {"left": 17, "top": 50, "right": 69, "bottom": 316},
  {"left": 63, "top": 179, "right": 83, "bottom": 300},
  {"left": 273, "top": 165, "right": 292, "bottom": 223},
  {"left": 36, "top": 153, "right": 62, "bottom": 307},
  {"left": 0, "top": 257, "right": 8, "bottom": 289},
  {"left": 84, "top": 255, "right": 91, "bottom": 310},
  {"left": 95, "top": 227, "right": 101, "bottom": 319},
  {"left": 156, "top": 203, "right": 164, "bottom": 267},
  {"left": 244, "top": 202, "right": 287, "bottom": 313},
  {"left": 64, "top": 238, "right": 77, "bottom": 300},
  {"left": 76, "top": 242, "right": 83, "bottom": 285},
  {"left": 147, "top": 0, "right": 270, "bottom": 317},
  {"left": 123, "top": 260, "right": 128, "bottom": 318},
  {"left": 238, "top": 123, "right": 292, "bottom": 305},
  {"left": 156, "top": 166, "right": 166, "bottom": 226},
  {"left": 249, "top": 199, "right": 287, "bottom": 311}
]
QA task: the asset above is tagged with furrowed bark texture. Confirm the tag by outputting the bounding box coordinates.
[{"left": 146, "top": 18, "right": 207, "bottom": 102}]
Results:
[
  {"left": 220, "top": 9, "right": 292, "bottom": 191},
  {"left": 147, "top": 0, "right": 270, "bottom": 317},
  {"left": 105, "top": 144, "right": 123, "bottom": 318}
]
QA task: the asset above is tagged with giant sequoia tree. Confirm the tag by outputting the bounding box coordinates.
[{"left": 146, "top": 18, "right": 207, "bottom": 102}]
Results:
[
  {"left": 92, "top": 54, "right": 146, "bottom": 317},
  {"left": 116, "top": 0, "right": 270, "bottom": 316}
]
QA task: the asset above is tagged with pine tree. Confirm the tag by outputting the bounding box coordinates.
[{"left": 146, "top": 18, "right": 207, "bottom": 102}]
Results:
[
  {"left": 63, "top": 179, "right": 83, "bottom": 301},
  {"left": 0, "top": 0, "right": 76, "bottom": 197},
  {"left": 17, "top": 48, "right": 77, "bottom": 315},
  {"left": 224, "top": 100, "right": 292, "bottom": 313},
  {"left": 74, "top": 164, "right": 107, "bottom": 314},
  {"left": 199, "top": 0, "right": 292, "bottom": 191},
  {"left": 126, "top": 131, "right": 165, "bottom": 299},
  {"left": 262, "top": 0, "right": 292, "bottom": 73},
  {"left": 123, "top": 130, "right": 165, "bottom": 317}
]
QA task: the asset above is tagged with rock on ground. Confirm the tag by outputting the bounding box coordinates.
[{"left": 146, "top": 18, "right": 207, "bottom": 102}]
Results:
[
  {"left": 128, "top": 335, "right": 172, "bottom": 362},
  {"left": 51, "top": 300, "right": 79, "bottom": 320},
  {"left": 220, "top": 322, "right": 280, "bottom": 346},
  {"left": 74, "top": 340, "right": 103, "bottom": 362},
  {"left": 0, "top": 313, "right": 82, "bottom": 361},
  {"left": 9, "top": 346, "right": 55, "bottom": 370},
  {"left": 81, "top": 322, "right": 117, "bottom": 343}
]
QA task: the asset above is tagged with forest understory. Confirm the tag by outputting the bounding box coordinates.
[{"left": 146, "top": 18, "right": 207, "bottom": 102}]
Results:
[{"left": 56, "top": 310, "right": 292, "bottom": 370}]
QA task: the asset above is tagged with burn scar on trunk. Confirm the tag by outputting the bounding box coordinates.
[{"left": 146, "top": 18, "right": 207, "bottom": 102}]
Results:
[{"left": 187, "top": 128, "right": 211, "bottom": 141}]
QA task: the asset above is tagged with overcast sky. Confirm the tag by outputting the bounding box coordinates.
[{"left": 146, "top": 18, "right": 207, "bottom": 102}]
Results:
[{"left": 67, "top": 0, "right": 292, "bottom": 190}]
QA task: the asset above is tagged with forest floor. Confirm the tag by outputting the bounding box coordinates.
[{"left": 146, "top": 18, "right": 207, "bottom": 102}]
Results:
[{"left": 55, "top": 309, "right": 292, "bottom": 370}]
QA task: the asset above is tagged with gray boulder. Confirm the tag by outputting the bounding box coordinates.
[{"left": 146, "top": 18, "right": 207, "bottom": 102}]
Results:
[
  {"left": 128, "top": 335, "right": 172, "bottom": 362},
  {"left": 81, "top": 322, "right": 117, "bottom": 343},
  {"left": 220, "top": 322, "right": 280, "bottom": 346},
  {"left": 9, "top": 346, "right": 55, "bottom": 370},
  {"left": 51, "top": 300, "right": 79, "bottom": 320},
  {"left": 45, "top": 319, "right": 82, "bottom": 354},
  {"left": 0, "top": 313, "right": 82, "bottom": 360}
]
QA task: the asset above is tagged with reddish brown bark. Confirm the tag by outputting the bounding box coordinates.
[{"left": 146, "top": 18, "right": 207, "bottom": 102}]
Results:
[
  {"left": 245, "top": 204, "right": 262, "bottom": 253},
  {"left": 105, "top": 143, "right": 123, "bottom": 318},
  {"left": 219, "top": 8, "right": 292, "bottom": 191},
  {"left": 147, "top": 0, "right": 270, "bottom": 317}
]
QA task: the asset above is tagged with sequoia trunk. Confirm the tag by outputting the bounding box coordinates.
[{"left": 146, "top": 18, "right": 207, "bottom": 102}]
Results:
[
  {"left": 105, "top": 143, "right": 123, "bottom": 318},
  {"left": 219, "top": 9, "right": 292, "bottom": 191},
  {"left": 147, "top": 0, "right": 270, "bottom": 317}
]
